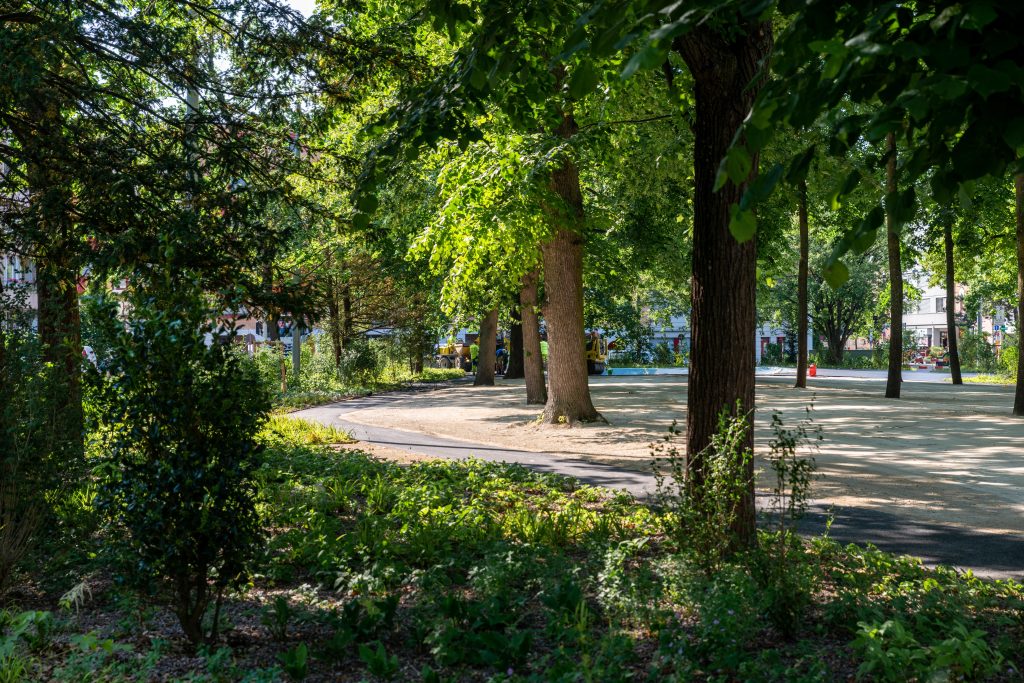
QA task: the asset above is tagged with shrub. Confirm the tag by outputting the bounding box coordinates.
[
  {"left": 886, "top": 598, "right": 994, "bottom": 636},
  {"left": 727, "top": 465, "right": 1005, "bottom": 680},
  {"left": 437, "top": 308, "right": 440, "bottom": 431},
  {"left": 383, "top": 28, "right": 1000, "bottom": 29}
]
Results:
[
  {"left": 92, "top": 290, "right": 269, "bottom": 645},
  {"left": 336, "top": 339, "right": 382, "bottom": 386},
  {"left": 999, "top": 332, "right": 1018, "bottom": 378},
  {"left": 651, "top": 342, "right": 674, "bottom": 366},
  {"left": 0, "top": 287, "right": 79, "bottom": 595},
  {"left": 958, "top": 331, "right": 999, "bottom": 372},
  {"left": 653, "top": 405, "right": 754, "bottom": 574},
  {"left": 762, "top": 342, "right": 783, "bottom": 365}
]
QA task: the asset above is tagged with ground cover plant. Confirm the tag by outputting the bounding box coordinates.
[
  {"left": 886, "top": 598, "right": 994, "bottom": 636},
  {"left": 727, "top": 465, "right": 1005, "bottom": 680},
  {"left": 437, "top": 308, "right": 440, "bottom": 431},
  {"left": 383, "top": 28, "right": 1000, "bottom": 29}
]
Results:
[
  {"left": 2, "top": 417, "right": 1021, "bottom": 682},
  {"left": 250, "top": 342, "right": 466, "bottom": 412}
]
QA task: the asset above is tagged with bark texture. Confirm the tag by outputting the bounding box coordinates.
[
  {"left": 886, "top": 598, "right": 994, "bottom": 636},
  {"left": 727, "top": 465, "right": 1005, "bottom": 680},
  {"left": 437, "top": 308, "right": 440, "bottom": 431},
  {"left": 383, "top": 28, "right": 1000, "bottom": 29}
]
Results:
[
  {"left": 474, "top": 308, "right": 498, "bottom": 386},
  {"left": 943, "top": 218, "right": 962, "bottom": 385},
  {"left": 520, "top": 271, "right": 547, "bottom": 405},
  {"left": 795, "top": 179, "right": 809, "bottom": 388},
  {"left": 674, "top": 20, "right": 772, "bottom": 547},
  {"left": 1014, "top": 174, "right": 1024, "bottom": 416},
  {"left": 26, "top": 97, "right": 83, "bottom": 461},
  {"left": 885, "top": 132, "right": 903, "bottom": 399},
  {"left": 540, "top": 112, "right": 600, "bottom": 423},
  {"left": 505, "top": 307, "right": 525, "bottom": 379}
]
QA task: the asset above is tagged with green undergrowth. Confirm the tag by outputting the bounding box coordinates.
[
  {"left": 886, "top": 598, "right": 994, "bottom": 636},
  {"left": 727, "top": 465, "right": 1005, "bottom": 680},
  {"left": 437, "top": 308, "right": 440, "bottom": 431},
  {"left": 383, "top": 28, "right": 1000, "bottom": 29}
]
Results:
[
  {"left": 272, "top": 368, "right": 467, "bottom": 412},
  {"left": 4, "top": 417, "right": 1022, "bottom": 682},
  {"left": 961, "top": 374, "right": 1016, "bottom": 386}
]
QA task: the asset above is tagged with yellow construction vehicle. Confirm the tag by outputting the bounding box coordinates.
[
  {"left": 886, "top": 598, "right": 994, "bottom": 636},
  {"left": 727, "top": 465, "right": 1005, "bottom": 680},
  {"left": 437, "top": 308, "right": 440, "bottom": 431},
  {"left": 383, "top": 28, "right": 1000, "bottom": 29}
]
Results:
[{"left": 585, "top": 331, "right": 609, "bottom": 375}]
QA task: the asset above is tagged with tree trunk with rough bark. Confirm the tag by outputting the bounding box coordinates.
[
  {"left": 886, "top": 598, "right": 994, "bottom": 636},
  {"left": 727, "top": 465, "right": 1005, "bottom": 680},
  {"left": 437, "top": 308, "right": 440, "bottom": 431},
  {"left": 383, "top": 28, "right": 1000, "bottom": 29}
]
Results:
[
  {"left": 674, "top": 20, "right": 771, "bottom": 549},
  {"left": 342, "top": 284, "right": 353, "bottom": 348},
  {"left": 520, "top": 271, "right": 547, "bottom": 405},
  {"left": 505, "top": 307, "right": 525, "bottom": 379},
  {"left": 1014, "top": 173, "right": 1024, "bottom": 416},
  {"left": 474, "top": 309, "right": 498, "bottom": 386},
  {"left": 540, "top": 112, "right": 601, "bottom": 424},
  {"left": 26, "top": 97, "right": 83, "bottom": 462},
  {"left": 35, "top": 260, "right": 83, "bottom": 458},
  {"left": 885, "top": 132, "right": 903, "bottom": 399},
  {"left": 943, "top": 218, "right": 963, "bottom": 385},
  {"left": 796, "top": 179, "right": 809, "bottom": 388}
]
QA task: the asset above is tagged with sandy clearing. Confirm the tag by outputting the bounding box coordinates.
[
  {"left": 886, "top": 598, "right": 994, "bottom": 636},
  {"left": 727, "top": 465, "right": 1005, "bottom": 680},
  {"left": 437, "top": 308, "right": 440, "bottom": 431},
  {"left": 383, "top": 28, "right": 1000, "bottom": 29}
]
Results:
[{"left": 337, "top": 375, "right": 1024, "bottom": 536}]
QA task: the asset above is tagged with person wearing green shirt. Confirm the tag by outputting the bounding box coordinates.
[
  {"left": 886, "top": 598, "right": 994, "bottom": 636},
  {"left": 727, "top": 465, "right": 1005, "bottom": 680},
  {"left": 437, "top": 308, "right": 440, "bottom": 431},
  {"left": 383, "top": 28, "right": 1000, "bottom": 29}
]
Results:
[
  {"left": 540, "top": 339, "right": 548, "bottom": 366},
  {"left": 470, "top": 341, "right": 480, "bottom": 373}
]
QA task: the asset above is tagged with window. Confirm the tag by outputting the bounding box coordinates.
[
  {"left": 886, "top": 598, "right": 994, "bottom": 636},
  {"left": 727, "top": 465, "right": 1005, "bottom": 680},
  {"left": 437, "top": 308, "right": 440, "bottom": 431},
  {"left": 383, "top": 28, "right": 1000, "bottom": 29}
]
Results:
[{"left": 936, "top": 297, "right": 946, "bottom": 313}]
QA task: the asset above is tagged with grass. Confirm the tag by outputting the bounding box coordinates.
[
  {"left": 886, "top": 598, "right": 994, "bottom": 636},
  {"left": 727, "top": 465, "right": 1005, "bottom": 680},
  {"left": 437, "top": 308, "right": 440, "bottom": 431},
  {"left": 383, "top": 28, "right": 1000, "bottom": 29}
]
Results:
[
  {"left": 271, "top": 367, "right": 467, "bottom": 413},
  {"left": 262, "top": 415, "right": 354, "bottom": 445},
  {"left": 4, "top": 417, "right": 1022, "bottom": 682},
  {"left": 962, "top": 374, "right": 1017, "bottom": 386}
]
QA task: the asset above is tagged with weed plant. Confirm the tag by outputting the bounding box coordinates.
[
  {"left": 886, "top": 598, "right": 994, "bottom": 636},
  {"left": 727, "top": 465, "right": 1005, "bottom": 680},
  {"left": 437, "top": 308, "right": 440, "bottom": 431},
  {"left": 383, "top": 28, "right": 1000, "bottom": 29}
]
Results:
[{"left": 3, "top": 416, "right": 1021, "bottom": 681}]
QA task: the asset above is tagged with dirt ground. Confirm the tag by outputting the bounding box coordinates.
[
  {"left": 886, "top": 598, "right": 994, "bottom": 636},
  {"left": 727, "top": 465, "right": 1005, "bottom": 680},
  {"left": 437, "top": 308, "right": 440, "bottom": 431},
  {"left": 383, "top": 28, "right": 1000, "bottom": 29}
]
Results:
[{"left": 338, "top": 375, "right": 1024, "bottom": 537}]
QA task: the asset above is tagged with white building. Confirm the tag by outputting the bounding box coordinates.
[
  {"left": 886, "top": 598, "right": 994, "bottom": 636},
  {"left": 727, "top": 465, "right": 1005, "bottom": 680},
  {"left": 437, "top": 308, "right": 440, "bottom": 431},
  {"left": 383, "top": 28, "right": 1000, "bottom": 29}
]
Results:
[
  {"left": 755, "top": 321, "right": 814, "bottom": 364},
  {"left": 904, "top": 278, "right": 961, "bottom": 349}
]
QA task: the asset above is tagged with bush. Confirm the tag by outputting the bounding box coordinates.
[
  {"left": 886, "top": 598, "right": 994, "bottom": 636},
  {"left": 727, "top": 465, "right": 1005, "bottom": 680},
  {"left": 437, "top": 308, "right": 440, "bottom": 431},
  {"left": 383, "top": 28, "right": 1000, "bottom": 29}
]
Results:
[
  {"left": 762, "top": 342, "right": 783, "bottom": 365},
  {"left": 958, "top": 331, "right": 999, "bottom": 373},
  {"left": 999, "top": 332, "right": 1018, "bottom": 378},
  {"left": 0, "top": 287, "right": 80, "bottom": 595},
  {"left": 651, "top": 342, "right": 674, "bottom": 366},
  {"left": 92, "top": 290, "right": 269, "bottom": 645},
  {"left": 653, "top": 405, "right": 753, "bottom": 574},
  {"left": 337, "top": 339, "right": 383, "bottom": 386}
]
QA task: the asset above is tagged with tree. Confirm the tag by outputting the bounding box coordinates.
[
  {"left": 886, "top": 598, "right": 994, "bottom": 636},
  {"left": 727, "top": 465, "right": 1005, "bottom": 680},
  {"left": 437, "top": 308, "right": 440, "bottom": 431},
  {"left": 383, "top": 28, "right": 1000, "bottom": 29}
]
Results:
[
  {"left": 673, "top": 17, "right": 773, "bottom": 546},
  {"left": 795, "top": 179, "right": 810, "bottom": 386},
  {"left": 809, "top": 245, "right": 886, "bottom": 365},
  {"left": 884, "top": 133, "right": 904, "bottom": 398},
  {"left": 520, "top": 271, "right": 548, "bottom": 405},
  {"left": 735, "top": 0, "right": 1024, "bottom": 411},
  {"left": 943, "top": 214, "right": 964, "bottom": 384},
  {"left": 1015, "top": 173, "right": 1024, "bottom": 414},
  {"left": 1, "top": 1, "right": 312, "bottom": 458}
]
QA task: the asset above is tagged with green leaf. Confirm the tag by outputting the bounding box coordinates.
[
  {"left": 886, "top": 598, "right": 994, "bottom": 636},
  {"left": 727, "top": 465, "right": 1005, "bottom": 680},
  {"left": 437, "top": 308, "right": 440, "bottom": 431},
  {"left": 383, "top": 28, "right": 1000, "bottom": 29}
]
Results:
[
  {"left": 740, "top": 163, "right": 783, "bottom": 210},
  {"left": 785, "top": 145, "right": 817, "bottom": 185},
  {"left": 728, "top": 205, "right": 757, "bottom": 243},
  {"left": 1002, "top": 118, "right": 1024, "bottom": 151},
  {"left": 885, "top": 187, "right": 916, "bottom": 226},
  {"left": 823, "top": 261, "right": 849, "bottom": 288},
  {"left": 967, "top": 64, "right": 1012, "bottom": 98},
  {"left": 568, "top": 61, "right": 600, "bottom": 99},
  {"left": 930, "top": 172, "right": 956, "bottom": 205},
  {"left": 469, "top": 65, "right": 488, "bottom": 90},
  {"left": 930, "top": 77, "right": 968, "bottom": 100},
  {"left": 622, "top": 44, "right": 668, "bottom": 80},
  {"left": 357, "top": 193, "right": 379, "bottom": 213},
  {"left": 851, "top": 229, "right": 878, "bottom": 255},
  {"left": 961, "top": 3, "right": 997, "bottom": 30},
  {"left": 723, "top": 146, "right": 752, "bottom": 187}
]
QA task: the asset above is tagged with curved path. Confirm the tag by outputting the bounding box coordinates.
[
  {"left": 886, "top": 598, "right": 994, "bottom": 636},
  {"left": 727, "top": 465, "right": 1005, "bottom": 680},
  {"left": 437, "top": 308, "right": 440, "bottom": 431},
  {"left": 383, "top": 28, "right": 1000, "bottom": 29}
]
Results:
[{"left": 294, "top": 379, "right": 1024, "bottom": 579}]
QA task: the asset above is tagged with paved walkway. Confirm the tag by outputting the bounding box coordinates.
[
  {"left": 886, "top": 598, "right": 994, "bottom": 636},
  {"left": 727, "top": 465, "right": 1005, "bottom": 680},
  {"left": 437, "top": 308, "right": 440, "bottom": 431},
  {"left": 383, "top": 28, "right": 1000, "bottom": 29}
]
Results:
[{"left": 294, "top": 381, "right": 1024, "bottom": 579}]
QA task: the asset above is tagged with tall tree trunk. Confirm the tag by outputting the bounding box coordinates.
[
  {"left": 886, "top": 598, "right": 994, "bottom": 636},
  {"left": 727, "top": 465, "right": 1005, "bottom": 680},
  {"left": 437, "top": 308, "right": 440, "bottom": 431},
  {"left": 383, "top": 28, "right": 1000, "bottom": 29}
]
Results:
[
  {"left": 540, "top": 112, "right": 601, "bottom": 424},
  {"left": 474, "top": 309, "right": 498, "bottom": 386},
  {"left": 26, "top": 97, "right": 83, "bottom": 462},
  {"left": 1014, "top": 173, "right": 1024, "bottom": 416},
  {"left": 35, "top": 261, "right": 83, "bottom": 458},
  {"left": 328, "top": 283, "right": 342, "bottom": 369},
  {"left": 674, "top": 21, "right": 771, "bottom": 549},
  {"left": 505, "top": 307, "right": 525, "bottom": 379},
  {"left": 520, "top": 270, "right": 547, "bottom": 405},
  {"left": 943, "top": 217, "right": 963, "bottom": 385},
  {"left": 885, "top": 132, "right": 903, "bottom": 399},
  {"left": 342, "top": 284, "right": 353, "bottom": 348},
  {"left": 796, "top": 178, "right": 809, "bottom": 388}
]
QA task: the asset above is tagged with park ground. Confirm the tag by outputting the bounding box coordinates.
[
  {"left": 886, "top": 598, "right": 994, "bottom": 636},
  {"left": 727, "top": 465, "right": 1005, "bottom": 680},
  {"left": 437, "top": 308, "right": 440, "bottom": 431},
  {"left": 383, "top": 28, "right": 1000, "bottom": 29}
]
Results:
[{"left": 296, "top": 372, "right": 1024, "bottom": 579}]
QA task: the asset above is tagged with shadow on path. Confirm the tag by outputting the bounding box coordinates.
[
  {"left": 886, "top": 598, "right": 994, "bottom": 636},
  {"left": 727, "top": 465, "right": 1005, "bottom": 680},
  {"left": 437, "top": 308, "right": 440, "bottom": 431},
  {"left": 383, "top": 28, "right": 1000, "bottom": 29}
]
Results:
[{"left": 295, "top": 396, "right": 1023, "bottom": 580}]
